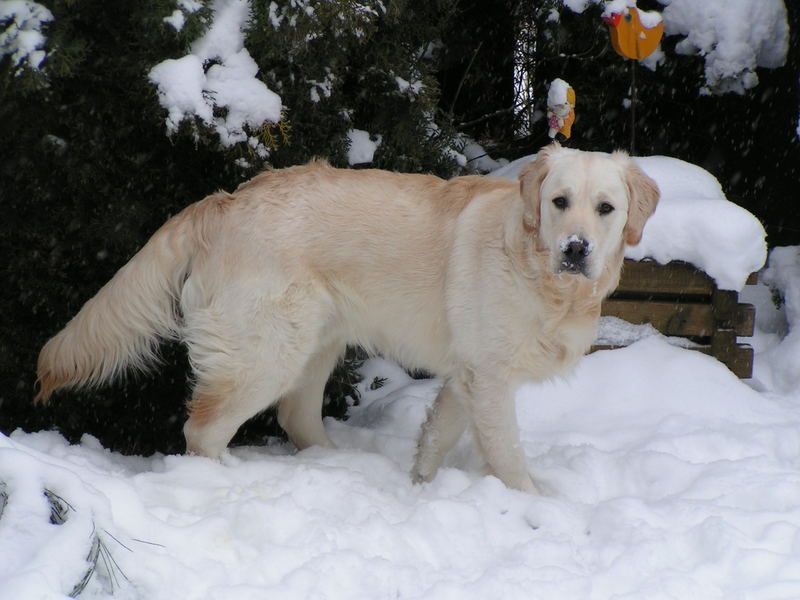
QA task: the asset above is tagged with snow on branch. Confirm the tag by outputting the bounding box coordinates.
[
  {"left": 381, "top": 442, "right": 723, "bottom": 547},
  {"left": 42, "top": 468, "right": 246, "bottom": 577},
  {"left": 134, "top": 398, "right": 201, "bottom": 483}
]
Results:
[
  {"left": 149, "top": 0, "right": 282, "bottom": 157},
  {"left": 0, "top": 0, "right": 53, "bottom": 73},
  {"left": 662, "top": 0, "right": 788, "bottom": 95},
  {"left": 556, "top": 0, "right": 789, "bottom": 95}
]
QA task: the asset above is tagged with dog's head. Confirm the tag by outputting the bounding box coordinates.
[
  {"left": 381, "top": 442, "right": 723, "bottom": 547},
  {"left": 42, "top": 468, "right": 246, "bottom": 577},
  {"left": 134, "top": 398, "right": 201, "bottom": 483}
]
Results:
[{"left": 519, "top": 143, "right": 659, "bottom": 280}]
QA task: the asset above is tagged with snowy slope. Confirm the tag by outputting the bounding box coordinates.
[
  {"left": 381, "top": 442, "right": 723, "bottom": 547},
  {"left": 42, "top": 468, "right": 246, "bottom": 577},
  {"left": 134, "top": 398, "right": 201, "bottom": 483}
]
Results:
[{"left": 3, "top": 319, "right": 800, "bottom": 599}]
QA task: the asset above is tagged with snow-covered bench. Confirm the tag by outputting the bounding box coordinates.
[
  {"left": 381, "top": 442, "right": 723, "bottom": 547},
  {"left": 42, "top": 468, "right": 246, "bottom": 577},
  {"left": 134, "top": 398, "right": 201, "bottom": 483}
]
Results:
[
  {"left": 598, "top": 260, "right": 758, "bottom": 377},
  {"left": 491, "top": 153, "right": 767, "bottom": 378}
]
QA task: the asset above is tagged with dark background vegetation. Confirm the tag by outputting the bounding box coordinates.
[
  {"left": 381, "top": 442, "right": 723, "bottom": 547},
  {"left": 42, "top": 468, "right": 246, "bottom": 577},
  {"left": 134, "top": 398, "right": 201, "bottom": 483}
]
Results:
[{"left": 2, "top": 0, "right": 798, "bottom": 455}]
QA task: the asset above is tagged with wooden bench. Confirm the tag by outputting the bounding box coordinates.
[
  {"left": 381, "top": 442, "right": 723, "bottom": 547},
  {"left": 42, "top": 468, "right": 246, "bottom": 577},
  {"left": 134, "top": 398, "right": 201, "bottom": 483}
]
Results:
[{"left": 595, "top": 260, "right": 757, "bottom": 378}]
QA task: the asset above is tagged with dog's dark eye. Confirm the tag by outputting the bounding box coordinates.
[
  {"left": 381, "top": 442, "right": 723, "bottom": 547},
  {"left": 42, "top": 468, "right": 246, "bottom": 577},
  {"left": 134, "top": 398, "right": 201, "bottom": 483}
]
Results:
[
  {"left": 552, "top": 196, "right": 568, "bottom": 210},
  {"left": 598, "top": 202, "right": 615, "bottom": 215}
]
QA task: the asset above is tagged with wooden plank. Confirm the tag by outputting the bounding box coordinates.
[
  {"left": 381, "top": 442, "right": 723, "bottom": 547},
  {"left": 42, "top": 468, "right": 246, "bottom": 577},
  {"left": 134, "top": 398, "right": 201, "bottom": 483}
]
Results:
[
  {"left": 711, "top": 290, "right": 755, "bottom": 337},
  {"left": 722, "top": 344, "right": 754, "bottom": 379},
  {"left": 589, "top": 345, "right": 621, "bottom": 352},
  {"left": 712, "top": 289, "right": 738, "bottom": 321},
  {"left": 710, "top": 330, "right": 754, "bottom": 378},
  {"left": 589, "top": 343, "right": 754, "bottom": 378},
  {"left": 597, "top": 260, "right": 759, "bottom": 379},
  {"left": 615, "top": 260, "right": 715, "bottom": 296},
  {"left": 733, "top": 303, "right": 755, "bottom": 337},
  {"left": 615, "top": 261, "right": 759, "bottom": 296},
  {"left": 602, "top": 299, "right": 715, "bottom": 337},
  {"left": 590, "top": 344, "right": 706, "bottom": 354}
]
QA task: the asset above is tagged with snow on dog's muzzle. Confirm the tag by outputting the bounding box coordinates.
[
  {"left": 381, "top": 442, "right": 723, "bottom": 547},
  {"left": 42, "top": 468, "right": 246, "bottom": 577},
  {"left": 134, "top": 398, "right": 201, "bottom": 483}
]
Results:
[{"left": 558, "top": 235, "right": 593, "bottom": 275}]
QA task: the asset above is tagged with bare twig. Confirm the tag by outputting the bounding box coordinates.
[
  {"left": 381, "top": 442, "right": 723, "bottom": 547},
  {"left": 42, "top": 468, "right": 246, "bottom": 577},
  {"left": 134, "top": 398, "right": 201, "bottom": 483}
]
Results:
[{"left": 450, "top": 41, "right": 483, "bottom": 114}]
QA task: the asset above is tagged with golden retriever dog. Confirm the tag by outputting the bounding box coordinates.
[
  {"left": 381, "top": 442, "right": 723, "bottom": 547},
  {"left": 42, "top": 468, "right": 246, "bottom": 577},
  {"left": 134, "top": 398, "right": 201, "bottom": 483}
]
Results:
[{"left": 35, "top": 143, "right": 658, "bottom": 493}]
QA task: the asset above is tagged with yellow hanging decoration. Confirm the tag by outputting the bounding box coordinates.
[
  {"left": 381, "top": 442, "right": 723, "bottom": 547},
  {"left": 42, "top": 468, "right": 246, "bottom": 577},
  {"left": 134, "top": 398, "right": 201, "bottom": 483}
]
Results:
[{"left": 603, "top": 6, "right": 663, "bottom": 60}]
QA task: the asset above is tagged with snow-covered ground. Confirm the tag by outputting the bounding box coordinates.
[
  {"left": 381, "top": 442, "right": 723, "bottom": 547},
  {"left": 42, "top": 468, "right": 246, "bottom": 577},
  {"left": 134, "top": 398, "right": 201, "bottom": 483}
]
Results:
[
  {"left": 3, "top": 307, "right": 800, "bottom": 600},
  {"left": 3, "top": 157, "right": 800, "bottom": 599}
]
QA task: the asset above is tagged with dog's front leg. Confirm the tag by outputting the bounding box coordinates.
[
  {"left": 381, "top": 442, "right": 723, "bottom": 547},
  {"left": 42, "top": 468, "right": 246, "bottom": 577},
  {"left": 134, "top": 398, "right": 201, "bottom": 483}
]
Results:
[
  {"left": 467, "top": 377, "right": 538, "bottom": 493},
  {"left": 411, "top": 381, "right": 469, "bottom": 484}
]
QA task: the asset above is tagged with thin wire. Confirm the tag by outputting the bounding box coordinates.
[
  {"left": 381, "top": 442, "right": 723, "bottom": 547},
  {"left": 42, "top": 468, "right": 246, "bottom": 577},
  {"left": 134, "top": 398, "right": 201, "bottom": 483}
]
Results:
[{"left": 630, "top": 60, "right": 637, "bottom": 156}]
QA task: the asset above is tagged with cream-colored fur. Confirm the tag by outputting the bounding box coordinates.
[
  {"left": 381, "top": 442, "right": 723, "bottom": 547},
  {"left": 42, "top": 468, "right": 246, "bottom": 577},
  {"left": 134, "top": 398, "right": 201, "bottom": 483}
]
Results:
[{"left": 36, "top": 144, "right": 658, "bottom": 492}]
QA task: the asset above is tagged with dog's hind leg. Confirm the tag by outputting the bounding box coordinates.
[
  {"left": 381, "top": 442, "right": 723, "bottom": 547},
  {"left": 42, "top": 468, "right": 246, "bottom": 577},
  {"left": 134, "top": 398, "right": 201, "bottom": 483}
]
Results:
[
  {"left": 181, "top": 281, "right": 333, "bottom": 458},
  {"left": 184, "top": 376, "right": 278, "bottom": 459},
  {"left": 411, "top": 381, "right": 469, "bottom": 484},
  {"left": 277, "top": 343, "right": 344, "bottom": 450}
]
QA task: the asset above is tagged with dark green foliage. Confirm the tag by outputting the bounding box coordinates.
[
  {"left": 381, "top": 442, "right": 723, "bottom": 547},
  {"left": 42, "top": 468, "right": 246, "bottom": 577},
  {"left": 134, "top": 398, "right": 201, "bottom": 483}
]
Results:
[
  {"left": 437, "top": 0, "right": 518, "bottom": 142},
  {"left": 369, "top": 376, "right": 387, "bottom": 391},
  {"left": 1, "top": 0, "right": 235, "bottom": 454},
  {"left": 244, "top": 0, "right": 461, "bottom": 174}
]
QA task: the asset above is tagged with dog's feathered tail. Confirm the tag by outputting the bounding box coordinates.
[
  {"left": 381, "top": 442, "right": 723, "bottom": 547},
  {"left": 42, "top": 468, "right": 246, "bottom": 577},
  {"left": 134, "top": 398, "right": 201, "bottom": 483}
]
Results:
[{"left": 34, "top": 192, "right": 231, "bottom": 403}]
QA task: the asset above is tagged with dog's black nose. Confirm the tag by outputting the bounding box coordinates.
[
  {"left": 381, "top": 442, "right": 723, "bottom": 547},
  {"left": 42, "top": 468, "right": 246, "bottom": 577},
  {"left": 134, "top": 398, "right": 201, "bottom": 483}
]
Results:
[
  {"left": 563, "top": 239, "right": 590, "bottom": 260},
  {"left": 559, "top": 237, "right": 592, "bottom": 275}
]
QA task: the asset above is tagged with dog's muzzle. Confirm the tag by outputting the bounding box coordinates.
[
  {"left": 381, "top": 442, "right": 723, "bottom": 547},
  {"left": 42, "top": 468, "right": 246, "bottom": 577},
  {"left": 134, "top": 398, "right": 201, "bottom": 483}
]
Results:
[{"left": 558, "top": 236, "right": 592, "bottom": 275}]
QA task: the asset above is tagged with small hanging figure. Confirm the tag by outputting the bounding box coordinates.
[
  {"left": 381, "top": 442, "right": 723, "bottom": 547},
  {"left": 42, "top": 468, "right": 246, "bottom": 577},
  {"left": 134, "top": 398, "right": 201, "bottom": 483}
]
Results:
[{"left": 547, "top": 79, "right": 576, "bottom": 139}]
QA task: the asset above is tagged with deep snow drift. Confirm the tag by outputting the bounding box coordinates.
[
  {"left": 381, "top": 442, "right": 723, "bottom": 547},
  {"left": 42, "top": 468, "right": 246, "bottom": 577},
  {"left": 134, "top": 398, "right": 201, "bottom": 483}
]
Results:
[{"left": 3, "top": 322, "right": 800, "bottom": 599}]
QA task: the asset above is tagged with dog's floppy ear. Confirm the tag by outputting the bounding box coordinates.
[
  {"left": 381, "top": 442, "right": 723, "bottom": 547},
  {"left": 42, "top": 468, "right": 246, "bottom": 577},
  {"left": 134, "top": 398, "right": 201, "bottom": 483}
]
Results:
[
  {"left": 518, "top": 143, "right": 557, "bottom": 233},
  {"left": 621, "top": 158, "right": 659, "bottom": 246}
]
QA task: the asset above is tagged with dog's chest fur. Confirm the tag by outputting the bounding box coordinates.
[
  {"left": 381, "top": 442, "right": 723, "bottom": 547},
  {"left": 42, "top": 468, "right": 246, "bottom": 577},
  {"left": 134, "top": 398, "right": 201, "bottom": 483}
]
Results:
[
  {"left": 500, "top": 245, "right": 623, "bottom": 382},
  {"left": 507, "top": 279, "right": 603, "bottom": 381}
]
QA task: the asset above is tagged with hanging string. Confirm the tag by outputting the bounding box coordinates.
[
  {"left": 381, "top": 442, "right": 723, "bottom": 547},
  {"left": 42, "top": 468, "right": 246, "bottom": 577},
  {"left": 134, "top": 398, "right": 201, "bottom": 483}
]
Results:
[{"left": 630, "top": 59, "right": 637, "bottom": 156}]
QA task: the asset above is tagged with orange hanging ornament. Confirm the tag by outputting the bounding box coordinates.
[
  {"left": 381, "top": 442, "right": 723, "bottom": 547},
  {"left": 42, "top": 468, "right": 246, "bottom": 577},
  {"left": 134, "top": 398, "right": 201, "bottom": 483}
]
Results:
[{"left": 603, "top": 6, "right": 663, "bottom": 60}]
